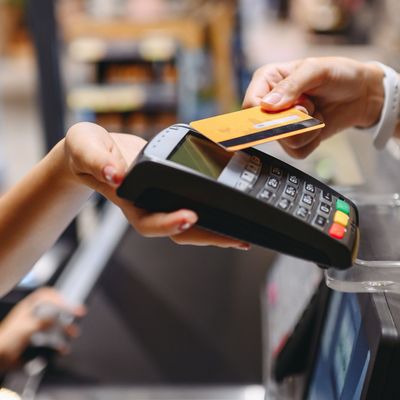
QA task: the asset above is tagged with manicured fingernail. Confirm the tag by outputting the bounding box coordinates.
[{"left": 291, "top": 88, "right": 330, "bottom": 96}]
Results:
[
  {"left": 113, "top": 175, "right": 123, "bottom": 185},
  {"left": 103, "top": 166, "right": 118, "bottom": 184},
  {"left": 263, "top": 92, "right": 282, "bottom": 105},
  {"left": 178, "top": 221, "right": 192, "bottom": 232},
  {"left": 236, "top": 243, "right": 251, "bottom": 251},
  {"left": 295, "top": 105, "right": 309, "bottom": 115}
]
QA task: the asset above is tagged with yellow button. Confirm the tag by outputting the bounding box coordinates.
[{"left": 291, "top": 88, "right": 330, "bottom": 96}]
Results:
[{"left": 334, "top": 210, "right": 349, "bottom": 227}]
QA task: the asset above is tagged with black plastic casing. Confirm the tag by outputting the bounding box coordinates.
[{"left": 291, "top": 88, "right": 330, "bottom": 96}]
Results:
[{"left": 117, "top": 138, "right": 359, "bottom": 270}]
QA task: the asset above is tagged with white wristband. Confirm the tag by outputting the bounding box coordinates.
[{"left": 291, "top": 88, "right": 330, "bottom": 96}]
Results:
[{"left": 363, "top": 62, "right": 400, "bottom": 150}]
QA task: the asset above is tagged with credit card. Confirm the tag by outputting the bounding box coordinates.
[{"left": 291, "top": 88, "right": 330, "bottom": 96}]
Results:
[{"left": 190, "top": 106, "right": 325, "bottom": 152}]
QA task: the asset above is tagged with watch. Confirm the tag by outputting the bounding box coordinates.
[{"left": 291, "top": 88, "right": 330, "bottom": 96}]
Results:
[{"left": 363, "top": 62, "right": 400, "bottom": 150}]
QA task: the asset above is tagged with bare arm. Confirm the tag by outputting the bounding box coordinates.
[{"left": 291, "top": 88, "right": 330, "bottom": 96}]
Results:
[{"left": 0, "top": 140, "right": 91, "bottom": 295}]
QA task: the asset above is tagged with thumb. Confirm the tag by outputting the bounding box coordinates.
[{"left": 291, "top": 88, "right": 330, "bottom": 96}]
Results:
[{"left": 261, "top": 59, "right": 325, "bottom": 111}]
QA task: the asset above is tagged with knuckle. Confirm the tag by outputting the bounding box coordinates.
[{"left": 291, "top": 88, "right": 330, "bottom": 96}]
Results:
[
  {"left": 266, "top": 69, "right": 283, "bottom": 83},
  {"left": 253, "top": 64, "right": 275, "bottom": 80},
  {"left": 253, "top": 66, "right": 266, "bottom": 78},
  {"left": 65, "top": 122, "right": 85, "bottom": 140},
  {"left": 303, "top": 57, "right": 327, "bottom": 79},
  {"left": 277, "top": 78, "right": 297, "bottom": 94},
  {"left": 303, "top": 57, "right": 318, "bottom": 67}
]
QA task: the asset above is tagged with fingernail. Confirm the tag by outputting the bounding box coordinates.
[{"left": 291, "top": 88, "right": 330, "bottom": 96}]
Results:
[
  {"left": 178, "top": 221, "right": 192, "bottom": 232},
  {"left": 263, "top": 92, "right": 282, "bottom": 105},
  {"left": 295, "top": 105, "right": 309, "bottom": 115},
  {"left": 236, "top": 243, "right": 251, "bottom": 251},
  {"left": 103, "top": 165, "right": 118, "bottom": 185},
  {"left": 113, "top": 175, "right": 123, "bottom": 185}
]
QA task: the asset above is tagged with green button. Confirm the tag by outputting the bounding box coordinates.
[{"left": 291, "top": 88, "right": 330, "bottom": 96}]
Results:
[{"left": 336, "top": 199, "right": 350, "bottom": 215}]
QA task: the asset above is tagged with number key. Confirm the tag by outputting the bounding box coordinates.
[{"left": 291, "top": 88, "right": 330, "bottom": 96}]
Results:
[
  {"left": 250, "top": 155, "right": 261, "bottom": 165},
  {"left": 296, "top": 206, "right": 309, "bottom": 220},
  {"left": 285, "top": 185, "right": 297, "bottom": 198},
  {"left": 246, "top": 162, "right": 260, "bottom": 175},
  {"left": 277, "top": 198, "right": 291, "bottom": 211},
  {"left": 241, "top": 170, "right": 257, "bottom": 184},
  {"left": 271, "top": 167, "right": 282, "bottom": 177},
  {"left": 305, "top": 183, "right": 315, "bottom": 193},
  {"left": 302, "top": 194, "right": 313, "bottom": 206},
  {"left": 267, "top": 177, "right": 280, "bottom": 189},
  {"left": 258, "top": 189, "right": 273, "bottom": 201},
  {"left": 288, "top": 175, "right": 299, "bottom": 185}
]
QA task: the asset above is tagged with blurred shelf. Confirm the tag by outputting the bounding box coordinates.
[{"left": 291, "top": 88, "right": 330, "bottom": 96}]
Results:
[
  {"left": 68, "top": 36, "right": 178, "bottom": 64},
  {"left": 67, "top": 83, "right": 177, "bottom": 113},
  {"left": 62, "top": 16, "right": 205, "bottom": 51},
  {"left": 61, "top": 1, "right": 238, "bottom": 114}
]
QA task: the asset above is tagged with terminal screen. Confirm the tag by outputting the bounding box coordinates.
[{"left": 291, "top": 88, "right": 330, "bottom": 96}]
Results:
[
  {"left": 169, "top": 133, "right": 233, "bottom": 179},
  {"left": 307, "top": 292, "right": 370, "bottom": 400}
]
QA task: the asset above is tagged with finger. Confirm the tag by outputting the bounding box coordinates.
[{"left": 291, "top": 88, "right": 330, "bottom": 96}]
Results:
[
  {"left": 72, "top": 304, "right": 87, "bottom": 318},
  {"left": 261, "top": 58, "right": 327, "bottom": 111},
  {"left": 242, "top": 68, "right": 273, "bottom": 109},
  {"left": 243, "top": 62, "right": 299, "bottom": 109},
  {"left": 294, "top": 95, "right": 316, "bottom": 115},
  {"left": 30, "top": 289, "right": 86, "bottom": 319},
  {"left": 57, "top": 344, "right": 71, "bottom": 356},
  {"left": 33, "top": 316, "right": 57, "bottom": 331},
  {"left": 171, "top": 227, "right": 250, "bottom": 250},
  {"left": 64, "top": 323, "right": 81, "bottom": 338},
  {"left": 124, "top": 206, "right": 199, "bottom": 237},
  {"left": 280, "top": 133, "right": 322, "bottom": 159},
  {"left": 279, "top": 129, "right": 321, "bottom": 150}
]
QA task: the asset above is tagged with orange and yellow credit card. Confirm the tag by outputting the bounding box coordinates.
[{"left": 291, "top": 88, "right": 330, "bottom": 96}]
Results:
[{"left": 190, "top": 106, "right": 325, "bottom": 152}]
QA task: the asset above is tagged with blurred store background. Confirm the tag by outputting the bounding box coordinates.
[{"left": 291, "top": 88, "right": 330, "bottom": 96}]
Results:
[
  {"left": 2, "top": 0, "right": 399, "bottom": 188},
  {"left": 0, "top": 0, "right": 399, "bottom": 399}
]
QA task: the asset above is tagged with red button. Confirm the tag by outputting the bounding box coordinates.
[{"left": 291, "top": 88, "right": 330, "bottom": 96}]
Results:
[{"left": 329, "top": 223, "right": 345, "bottom": 239}]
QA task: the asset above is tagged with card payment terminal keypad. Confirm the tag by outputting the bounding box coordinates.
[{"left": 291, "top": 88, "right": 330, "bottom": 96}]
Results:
[{"left": 234, "top": 154, "right": 354, "bottom": 242}]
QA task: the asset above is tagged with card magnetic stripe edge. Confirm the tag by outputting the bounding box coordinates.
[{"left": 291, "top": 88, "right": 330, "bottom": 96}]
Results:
[{"left": 220, "top": 118, "right": 325, "bottom": 151}]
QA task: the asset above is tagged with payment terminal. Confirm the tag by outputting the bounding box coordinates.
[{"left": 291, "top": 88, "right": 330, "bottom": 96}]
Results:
[{"left": 117, "top": 124, "right": 359, "bottom": 269}]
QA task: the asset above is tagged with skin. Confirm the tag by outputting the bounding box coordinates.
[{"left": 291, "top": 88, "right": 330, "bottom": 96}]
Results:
[
  {"left": 0, "top": 287, "right": 85, "bottom": 371},
  {"left": 0, "top": 122, "right": 247, "bottom": 296},
  {"left": 243, "top": 57, "right": 388, "bottom": 158}
]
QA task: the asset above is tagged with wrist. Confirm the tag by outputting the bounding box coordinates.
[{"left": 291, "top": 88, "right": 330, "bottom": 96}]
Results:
[
  {"left": 361, "top": 63, "right": 385, "bottom": 128},
  {"left": 356, "top": 62, "right": 400, "bottom": 149},
  {"left": 51, "top": 139, "right": 92, "bottom": 195}
]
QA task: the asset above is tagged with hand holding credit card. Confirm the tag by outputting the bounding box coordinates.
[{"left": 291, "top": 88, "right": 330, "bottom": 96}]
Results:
[{"left": 190, "top": 106, "right": 325, "bottom": 152}]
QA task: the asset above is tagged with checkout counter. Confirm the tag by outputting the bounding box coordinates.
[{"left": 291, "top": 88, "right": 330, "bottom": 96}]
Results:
[{"left": 264, "top": 130, "right": 400, "bottom": 400}]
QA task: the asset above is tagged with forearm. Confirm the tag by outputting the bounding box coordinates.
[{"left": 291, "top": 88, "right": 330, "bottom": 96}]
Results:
[{"left": 0, "top": 140, "right": 92, "bottom": 296}]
